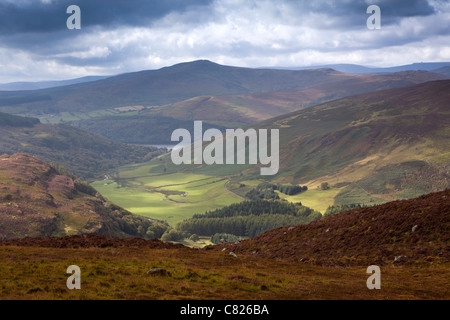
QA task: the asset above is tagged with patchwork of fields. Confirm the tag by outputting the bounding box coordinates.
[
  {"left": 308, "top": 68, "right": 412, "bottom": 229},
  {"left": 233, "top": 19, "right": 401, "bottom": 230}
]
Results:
[
  {"left": 91, "top": 156, "right": 347, "bottom": 226},
  {"left": 92, "top": 158, "right": 243, "bottom": 226}
]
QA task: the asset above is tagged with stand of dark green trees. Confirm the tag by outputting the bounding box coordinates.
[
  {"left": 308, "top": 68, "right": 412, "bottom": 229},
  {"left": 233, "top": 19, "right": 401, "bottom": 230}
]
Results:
[
  {"left": 177, "top": 199, "right": 321, "bottom": 238},
  {"left": 0, "top": 112, "right": 40, "bottom": 127},
  {"left": 245, "top": 183, "right": 308, "bottom": 200}
]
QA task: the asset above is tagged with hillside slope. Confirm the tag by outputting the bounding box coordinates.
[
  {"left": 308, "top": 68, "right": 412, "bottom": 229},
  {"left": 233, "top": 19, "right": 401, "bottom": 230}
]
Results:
[
  {"left": 160, "top": 70, "right": 448, "bottom": 125},
  {"left": 289, "top": 62, "right": 450, "bottom": 74},
  {"left": 72, "top": 69, "right": 448, "bottom": 144},
  {"left": 0, "top": 76, "right": 109, "bottom": 91},
  {"left": 0, "top": 153, "right": 169, "bottom": 240},
  {"left": 170, "top": 80, "right": 449, "bottom": 207},
  {"left": 221, "top": 189, "right": 450, "bottom": 266},
  {"left": 0, "top": 112, "right": 163, "bottom": 179},
  {"left": 245, "top": 80, "right": 450, "bottom": 204},
  {"left": 434, "top": 66, "right": 450, "bottom": 77}
]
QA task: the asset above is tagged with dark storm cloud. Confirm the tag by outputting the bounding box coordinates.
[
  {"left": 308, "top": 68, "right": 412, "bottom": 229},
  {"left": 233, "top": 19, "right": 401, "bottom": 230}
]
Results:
[
  {"left": 315, "top": 0, "right": 435, "bottom": 17},
  {"left": 0, "top": 0, "right": 437, "bottom": 38},
  {"left": 283, "top": 0, "right": 436, "bottom": 28},
  {"left": 0, "top": 0, "right": 213, "bottom": 35}
]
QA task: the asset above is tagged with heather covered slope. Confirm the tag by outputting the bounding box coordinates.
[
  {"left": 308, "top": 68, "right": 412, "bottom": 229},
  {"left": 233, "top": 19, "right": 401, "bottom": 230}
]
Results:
[
  {"left": 236, "top": 80, "right": 450, "bottom": 204},
  {"left": 222, "top": 189, "right": 450, "bottom": 266},
  {"left": 160, "top": 70, "right": 449, "bottom": 125},
  {"left": 0, "top": 153, "right": 169, "bottom": 240},
  {"left": 0, "top": 191, "right": 448, "bottom": 300}
]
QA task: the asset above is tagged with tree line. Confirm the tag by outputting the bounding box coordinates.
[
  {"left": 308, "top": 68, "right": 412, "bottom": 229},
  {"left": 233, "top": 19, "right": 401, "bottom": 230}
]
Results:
[{"left": 0, "top": 111, "right": 40, "bottom": 127}]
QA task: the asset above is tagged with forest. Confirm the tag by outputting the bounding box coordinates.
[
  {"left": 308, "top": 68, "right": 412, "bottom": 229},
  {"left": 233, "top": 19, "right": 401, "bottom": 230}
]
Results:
[
  {"left": 245, "top": 182, "right": 308, "bottom": 200},
  {"left": 176, "top": 200, "right": 321, "bottom": 237},
  {"left": 0, "top": 112, "right": 40, "bottom": 127}
]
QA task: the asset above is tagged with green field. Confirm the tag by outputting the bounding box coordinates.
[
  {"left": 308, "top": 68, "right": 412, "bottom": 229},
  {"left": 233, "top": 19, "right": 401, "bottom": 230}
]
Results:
[
  {"left": 38, "top": 109, "right": 121, "bottom": 124},
  {"left": 92, "top": 159, "right": 243, "bottom": 226},
  {"left": 277, "top": 188, "right": 342, "bottom": 214},
  {"left": 92, "top": 157, "right": 343, "bottom": 225}
]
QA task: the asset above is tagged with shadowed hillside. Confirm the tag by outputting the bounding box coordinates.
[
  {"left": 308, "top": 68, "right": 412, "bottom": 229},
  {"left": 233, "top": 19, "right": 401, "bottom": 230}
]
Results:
[
  {"left": 0, "top": 112, "right": 164, "bottom": 179},
  {"left": 160, "top": 70, "right": 449, "bottom": 125}
]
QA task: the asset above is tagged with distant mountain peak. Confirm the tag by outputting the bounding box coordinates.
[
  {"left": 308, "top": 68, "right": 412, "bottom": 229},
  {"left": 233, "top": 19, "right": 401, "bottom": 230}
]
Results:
[{"left": 161, "top": 59, "right": 222, "bottom": 71}]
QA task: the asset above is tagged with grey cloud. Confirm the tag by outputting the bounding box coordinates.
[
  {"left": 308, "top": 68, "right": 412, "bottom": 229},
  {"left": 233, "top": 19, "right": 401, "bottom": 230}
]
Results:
[
  {"left": 0, "top": 0, "right": 447, "bottom": 83},
  {"left": 292, "top": 0, "right": 436, "bottom": 18},
  {"left": 0, "top": 0, "right": 214, "bottom": 35},
  {"left": 281, "top": 0, "right": 436, "bottom": 28}
]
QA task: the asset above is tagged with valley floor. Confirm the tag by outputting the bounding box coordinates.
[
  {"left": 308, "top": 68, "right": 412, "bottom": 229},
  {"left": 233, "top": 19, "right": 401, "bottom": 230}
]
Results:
[
  {"left": 92, "top": 162, "right": 244, "bottom": 226},
  {"left": 0, "top": 244, "right": 448, "bottom": 300}
]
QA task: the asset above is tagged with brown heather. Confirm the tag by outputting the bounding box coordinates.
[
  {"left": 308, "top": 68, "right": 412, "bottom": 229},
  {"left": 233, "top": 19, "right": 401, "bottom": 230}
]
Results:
[
  {"left": 221, "top": 189, "right": 449, "bottom": 266},
  {"left": 0, "top": 189, "right": 448, "bottom": 299}
]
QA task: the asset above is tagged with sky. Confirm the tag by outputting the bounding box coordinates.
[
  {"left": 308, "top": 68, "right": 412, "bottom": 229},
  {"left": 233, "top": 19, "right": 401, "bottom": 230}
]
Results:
[{"left": 0, "top": 0, "right": 449, "bottom": 82}]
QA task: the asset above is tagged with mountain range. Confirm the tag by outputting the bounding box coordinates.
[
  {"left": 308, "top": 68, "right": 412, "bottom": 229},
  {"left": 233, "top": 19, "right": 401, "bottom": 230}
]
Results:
[
  {"left": 2, "top": 61, "right": 448, "bottom": 92},
  {"left": 269, "top": 62, "right": 450, "bottom": 74},
  {"left": 0, "top": 76, "right": 109, "bottom": 91},
  {"left": 1, "top": 60, "right": 447, "bottom": 146}
]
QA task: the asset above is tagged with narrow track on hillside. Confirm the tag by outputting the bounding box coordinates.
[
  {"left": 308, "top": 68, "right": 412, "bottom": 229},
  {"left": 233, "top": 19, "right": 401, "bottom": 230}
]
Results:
[{"left": 223, "top": 180, "right": 247, "bottom": 200}]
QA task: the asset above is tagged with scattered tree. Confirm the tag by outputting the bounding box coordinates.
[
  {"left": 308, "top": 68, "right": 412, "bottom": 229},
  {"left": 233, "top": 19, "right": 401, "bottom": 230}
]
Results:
[{"left": 320, "top": 182, "right": 330, "bottom": 190}]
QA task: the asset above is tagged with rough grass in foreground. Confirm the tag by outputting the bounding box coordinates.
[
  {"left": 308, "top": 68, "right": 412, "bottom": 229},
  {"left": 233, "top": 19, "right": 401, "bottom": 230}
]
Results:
[{"left": 0, "top": 245, "right": 448, "bottom": 300}]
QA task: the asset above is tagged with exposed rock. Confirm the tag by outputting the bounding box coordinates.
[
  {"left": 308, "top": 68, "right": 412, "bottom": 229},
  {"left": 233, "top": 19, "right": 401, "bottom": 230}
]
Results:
[
  {"left": 146, "top": 268, "right": 172, "bottom": 277},
  {"left": 394, "top": 256, "right": 408, "bottom": 263}
]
